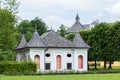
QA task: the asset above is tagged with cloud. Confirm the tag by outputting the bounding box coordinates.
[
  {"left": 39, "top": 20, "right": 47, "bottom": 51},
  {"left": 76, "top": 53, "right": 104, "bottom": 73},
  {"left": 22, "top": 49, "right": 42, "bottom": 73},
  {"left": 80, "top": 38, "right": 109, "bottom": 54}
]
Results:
[
  {"left": 17, "top": 0, "right": 120, "bottom": 30},
  {"left": 108, "top": 2, "right": 120, "bottom": 15},
  {"left": 43, "top": 15, "right": 72, "bottom": 30},
  {"left": 107, "top": 1, "right": 120, "bottom": 21},
  {"left": 18, "top": 0, "right": 105, "bottom": 11}
]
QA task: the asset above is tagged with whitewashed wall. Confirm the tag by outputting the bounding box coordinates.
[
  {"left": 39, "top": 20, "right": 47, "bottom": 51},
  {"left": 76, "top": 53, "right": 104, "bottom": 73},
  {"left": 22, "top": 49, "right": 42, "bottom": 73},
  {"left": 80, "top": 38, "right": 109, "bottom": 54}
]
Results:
[
  {"left": 74, "top": 48, "right": 88, "bottom": 72},
  {"left": 45, "top": 48, "right": 73, "bottom": 72},
  {"left": 29, "top": 48, "right": 45, "bottom": 72},
  {"left": 17, "top": 48, "right": 88, "bottom": 73}
]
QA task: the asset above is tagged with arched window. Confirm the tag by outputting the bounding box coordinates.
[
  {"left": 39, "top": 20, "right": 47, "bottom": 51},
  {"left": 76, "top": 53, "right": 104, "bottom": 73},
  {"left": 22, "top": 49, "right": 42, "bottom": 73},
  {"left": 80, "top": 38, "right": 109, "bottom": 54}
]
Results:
[
  {"left": 78, "top": 55, "right": 83, "bottom": 69},
  {"left": 56, "top": 55, "right": 61, "bottom": 69},
  {"left": 34, "top": 55, "right": 40, "bottom": 69}
]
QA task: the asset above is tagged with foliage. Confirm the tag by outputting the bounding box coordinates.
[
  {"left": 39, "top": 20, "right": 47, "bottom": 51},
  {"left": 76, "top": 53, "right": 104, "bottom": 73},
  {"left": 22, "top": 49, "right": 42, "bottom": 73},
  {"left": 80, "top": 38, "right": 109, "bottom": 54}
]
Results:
[
  {"left": 1, "top": 0, "right": 20, "bottom": 24},
  {"left": 0, "top": 9, "right": 19, "bottom": 61},
  {"left": 0, "top": 0, "right": 20, "bottom": 61},
  {"left": 0, "top": 50, "right": 15, "bottom": 61},
  {"left": 2, "top": 0, "right": 20, "bottom": 14},
  {"left": 31, "top": 17, "right": 47, "bottom": 35},
  {"left": 65, "top": 33, "right": 75, "bottom": 41},
  {"left": 57, "top": 24, "right": 67, "bottom": 37},
  {"left": 0, "top": 61, "right": 36, "bottom": 75},
  {"left": 17, "top": 20, "right": 34, "bottom": 41},
  {"left": 106, "top": 21, "right": 120, "bottom": 69},
  {"left": 17, "top": 17, "right": 47, "bottom": 41}
]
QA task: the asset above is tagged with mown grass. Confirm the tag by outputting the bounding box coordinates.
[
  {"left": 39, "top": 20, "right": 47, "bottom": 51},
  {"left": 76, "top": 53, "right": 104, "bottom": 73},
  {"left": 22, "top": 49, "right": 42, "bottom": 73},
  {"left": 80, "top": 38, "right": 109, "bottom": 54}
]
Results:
[{"left": 0, "top": 73, "right": 120, "bottom": 80}]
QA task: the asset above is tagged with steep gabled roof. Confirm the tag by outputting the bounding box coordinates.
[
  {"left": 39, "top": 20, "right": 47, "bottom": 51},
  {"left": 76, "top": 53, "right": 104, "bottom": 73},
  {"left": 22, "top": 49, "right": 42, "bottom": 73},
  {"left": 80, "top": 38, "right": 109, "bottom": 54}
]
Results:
[
  {"left": 67, "top": 14, "right": 84, "bottom": 33},
  {"left": 26, "top": 29, "right": 46, "bottom": 47},
  {"left": 73, "top": 33, "right": 90, "bottom": 48},
  {"left": 16, "top": 34, "right": 27, "bottom": 50},
  {"left": 41, "top": 30, "right": 73, "bottom": 48}
]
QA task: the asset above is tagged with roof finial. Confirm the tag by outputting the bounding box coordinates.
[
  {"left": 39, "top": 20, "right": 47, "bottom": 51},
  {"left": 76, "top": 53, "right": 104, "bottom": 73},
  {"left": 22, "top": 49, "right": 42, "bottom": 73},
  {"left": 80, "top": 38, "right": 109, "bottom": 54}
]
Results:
[{"left": 76, "top": 13, "right": 80, "bottom": 23}]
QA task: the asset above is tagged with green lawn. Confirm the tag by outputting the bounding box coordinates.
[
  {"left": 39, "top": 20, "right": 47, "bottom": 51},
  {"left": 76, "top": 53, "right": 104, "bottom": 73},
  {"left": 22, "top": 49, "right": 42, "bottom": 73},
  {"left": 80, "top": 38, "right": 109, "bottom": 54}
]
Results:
[{"left": 0, "top": 73, "right": 120, "bottom": 80}]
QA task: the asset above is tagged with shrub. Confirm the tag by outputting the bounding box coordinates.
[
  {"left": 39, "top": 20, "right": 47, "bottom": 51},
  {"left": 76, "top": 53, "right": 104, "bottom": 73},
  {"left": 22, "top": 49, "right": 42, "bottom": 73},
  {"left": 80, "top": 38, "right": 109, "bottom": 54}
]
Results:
[{"left": 0, "top": 61, "right": 36, "bottom": 75}]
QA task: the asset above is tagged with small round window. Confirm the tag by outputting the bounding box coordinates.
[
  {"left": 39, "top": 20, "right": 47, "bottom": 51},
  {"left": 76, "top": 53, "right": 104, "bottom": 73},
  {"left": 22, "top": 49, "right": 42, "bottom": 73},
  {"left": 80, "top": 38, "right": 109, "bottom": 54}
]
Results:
[
  {"left": 46, "top": 53, "right": 50, "bottom": 57},
  {"left": 67, "top": 54, "right": 71, "bottom": 57}
]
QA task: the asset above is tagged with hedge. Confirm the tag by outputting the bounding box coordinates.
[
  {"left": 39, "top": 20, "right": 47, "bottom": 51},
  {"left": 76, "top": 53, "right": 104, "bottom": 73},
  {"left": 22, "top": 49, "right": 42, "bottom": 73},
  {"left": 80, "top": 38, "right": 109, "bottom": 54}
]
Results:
[{"left": 0, "top": 61, "right": 36, "bottom": 75}]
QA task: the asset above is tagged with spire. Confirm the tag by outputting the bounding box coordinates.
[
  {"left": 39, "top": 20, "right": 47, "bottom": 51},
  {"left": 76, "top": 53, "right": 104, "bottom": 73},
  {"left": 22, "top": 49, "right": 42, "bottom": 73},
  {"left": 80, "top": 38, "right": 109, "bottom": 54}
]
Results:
[
  {"left": 26, "top": 29, "right": 46, "bottom": 47},
  {"left": 73, "top": 32, "right": 90, "bottom": 48},
  {"left": 75, "top": 14, "right": 80, "bottom": 23},
  {"left": 16, "top": 34, "right": 27, "bottom": 50}
]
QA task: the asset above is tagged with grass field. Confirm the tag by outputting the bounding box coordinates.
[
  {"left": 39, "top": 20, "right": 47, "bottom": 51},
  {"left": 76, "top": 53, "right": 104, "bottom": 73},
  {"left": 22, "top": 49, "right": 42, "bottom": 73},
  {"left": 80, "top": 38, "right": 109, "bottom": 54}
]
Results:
[{"left": 0, "top": 73, "right": 120, "bottom": 80}]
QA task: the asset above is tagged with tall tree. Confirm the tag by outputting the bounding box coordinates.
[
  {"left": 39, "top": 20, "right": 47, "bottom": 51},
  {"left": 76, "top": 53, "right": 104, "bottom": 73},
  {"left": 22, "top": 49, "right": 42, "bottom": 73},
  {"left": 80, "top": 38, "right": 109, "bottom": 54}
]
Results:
[
  {"left": 3, "top": 0, "right": 20, "bottom": 14},
  {"left": 31, "top": 17, "right": 47, "bottom": 35},
  {"left": 106, "top": 21, "right": 120, "bottom": 69},
  {"left": 89, "top": 22, "right": 110, "bottom": 69},
  {"left": 0, "top": 9, "right": 18, "bottom": 61},
  {"left": 17, "top": 20, "right": 34, "bottom": 41},
  {"left": 17, "top": 17, "right": 47, "bottom": 41},
  {"left": 57, "top": 24, "right": 67, "bottom": 37}
]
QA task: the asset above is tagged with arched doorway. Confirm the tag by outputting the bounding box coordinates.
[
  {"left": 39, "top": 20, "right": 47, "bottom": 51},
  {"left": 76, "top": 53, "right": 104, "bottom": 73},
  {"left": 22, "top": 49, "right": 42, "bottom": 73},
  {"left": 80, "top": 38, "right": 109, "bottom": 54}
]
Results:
[
  {"left": 78, "top": 55, "right": 83, "bottom": 69},
  {"left": 56, "top": 55, "right": 61, "bottom": 69},
  {"left": 34, "top": 55, "right": 40, "bottom": 69}
]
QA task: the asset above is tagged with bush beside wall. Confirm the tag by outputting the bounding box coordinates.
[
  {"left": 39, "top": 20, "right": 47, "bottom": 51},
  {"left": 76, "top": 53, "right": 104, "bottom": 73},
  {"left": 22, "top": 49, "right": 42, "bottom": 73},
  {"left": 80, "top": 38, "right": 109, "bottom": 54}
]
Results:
[{"left": 0, "top": 61, "right": 36, "bottom": 75}]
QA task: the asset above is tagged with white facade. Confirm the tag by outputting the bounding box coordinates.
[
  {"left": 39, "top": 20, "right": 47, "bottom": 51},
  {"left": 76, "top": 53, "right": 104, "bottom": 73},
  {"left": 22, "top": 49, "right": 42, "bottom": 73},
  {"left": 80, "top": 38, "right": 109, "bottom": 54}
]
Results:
[
  {"left": 16, "top": 48, "right": 88, "bottom": 73},
  {"left": 16, "top": 25, "right": 90, "bottom": 73}
]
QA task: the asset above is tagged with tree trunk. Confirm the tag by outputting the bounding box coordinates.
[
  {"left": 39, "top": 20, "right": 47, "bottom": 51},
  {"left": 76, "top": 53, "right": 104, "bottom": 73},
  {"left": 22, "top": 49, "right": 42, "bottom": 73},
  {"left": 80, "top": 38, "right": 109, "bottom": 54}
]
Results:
[
  {"left": 103, "top": 60, "right": 107, "bottom": 69},
  {"left": 94, "top": 60, "right": 97, "bottom": 69},
  {"left": 88, "top": 61, "right": 89, "bottom": 70},
  {"left": 108, "top": 61, "right": 112, "bottom": 69}
]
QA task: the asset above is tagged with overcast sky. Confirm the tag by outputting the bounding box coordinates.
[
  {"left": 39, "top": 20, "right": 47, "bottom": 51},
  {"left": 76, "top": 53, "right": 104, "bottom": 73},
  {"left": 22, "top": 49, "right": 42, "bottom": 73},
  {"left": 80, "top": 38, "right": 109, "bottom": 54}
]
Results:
[{"left": 17, "top": 0, "right": 120, "bottom": 30}]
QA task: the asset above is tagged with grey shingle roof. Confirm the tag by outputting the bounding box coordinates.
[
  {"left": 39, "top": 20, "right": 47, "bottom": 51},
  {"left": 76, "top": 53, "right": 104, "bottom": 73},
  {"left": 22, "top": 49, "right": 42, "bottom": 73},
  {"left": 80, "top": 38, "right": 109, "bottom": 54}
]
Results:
[
  {"left": 16, "top": 29, "right": 90, "bottom": 49},
  {"left": 67, "top": 14, "right": 84, "bottom": 33},
  {"left": 26, "top": 29, "right": 46, "bottom": 47},
  {"left": 16, "top": 34, "right": 27, "bottom": 50},
  {"left": 73, "top": 33, "right": 90, "bottom": 48},
  {"left": 41, "top": 30, "right": 73, "bottom": 48},
  {"left": 67, "top": 22, "right": 84, "bottom": 33}
]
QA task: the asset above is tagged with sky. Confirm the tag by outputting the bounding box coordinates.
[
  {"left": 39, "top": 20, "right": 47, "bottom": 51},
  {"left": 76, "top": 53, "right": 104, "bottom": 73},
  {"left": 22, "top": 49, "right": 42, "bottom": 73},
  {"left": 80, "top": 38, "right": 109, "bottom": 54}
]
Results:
[{"left": 17, "top": 0, "right": 120, "bottom": 30}]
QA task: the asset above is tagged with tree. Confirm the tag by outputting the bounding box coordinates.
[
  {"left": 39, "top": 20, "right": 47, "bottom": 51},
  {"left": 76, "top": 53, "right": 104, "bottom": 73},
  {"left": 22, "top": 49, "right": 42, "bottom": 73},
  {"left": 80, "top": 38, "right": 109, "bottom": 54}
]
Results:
[
  {"left": 0, "top": 0, "right": 19, "bottom": 61},
  {"left": 57, "top": 24, "right": 67, "bottom": 37},
  {"left": 89, "top": 22, "right": 111, "bottom": 69},
  {"left": 31, "top": 17, "right": 47, "bottom": 35},
  {"left": 17, "top": 17, "right": 47, "bottom": 41},
  {"left": 0, "top": 9, "right": 18, "bottom": 61},
  {"left": 17, "top": 20, "right": 34, "bottom": 41},
  {"left": 106, "top": 21, "right": 120, "bottom": 69},
  {"left": 3, "top": 0, "right": 20, "bottom": 14},
  {"left": 2, "top": 0, "right": 20, "bottom": 25}
]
